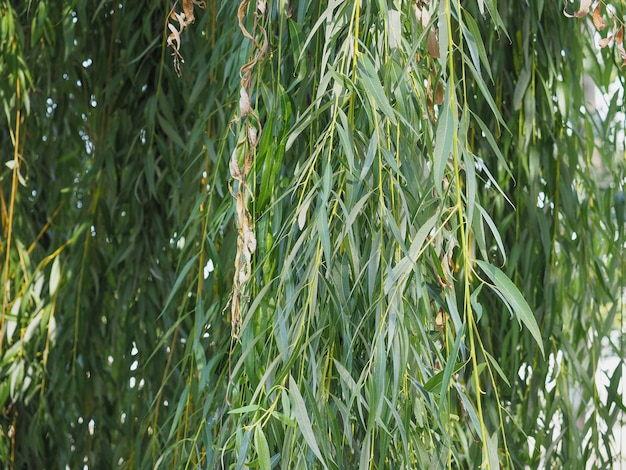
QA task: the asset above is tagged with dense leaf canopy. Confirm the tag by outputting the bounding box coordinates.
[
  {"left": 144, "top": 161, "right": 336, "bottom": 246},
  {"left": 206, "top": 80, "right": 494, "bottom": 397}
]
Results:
[{"left": 1, "top": 0, "right": 625, "bottom": 468}]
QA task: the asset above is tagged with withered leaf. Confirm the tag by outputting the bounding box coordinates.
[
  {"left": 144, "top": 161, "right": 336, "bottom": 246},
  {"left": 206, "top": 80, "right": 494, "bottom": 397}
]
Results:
[
  {"left": 599, "top": 34, "right": 613, "bottom": 48},
  {"left": 563, "top": 0, "right": 592, "bottom": 18},
  {"left": 229, "top": 149, "right": 243, "bottom": 181},
  {"left": 434, "top": 81, "right": 444, "bottom": 105},
  {"left": 435, "top": 309, "right": 447, "bottom": 330},
  {"left": 183, "top": 0, "right": 194, "bottom": 23},
  {"left": 415, "top": 5, "right": 431, "bottom": 28},
  {"left": 166, "top": 0, "right": 206, "bottom": 76},
  {"left": 427, "top": 29, "right": 440, "bottom": 58},
  {"left": 592, "top": 3, "right": 605, "bottom": 30},
  {"left": 167, "top": 12, "right": 186, "bottom": 51},
  {"left": 239, "top": 87, "right": 252, "bottom": 117}
]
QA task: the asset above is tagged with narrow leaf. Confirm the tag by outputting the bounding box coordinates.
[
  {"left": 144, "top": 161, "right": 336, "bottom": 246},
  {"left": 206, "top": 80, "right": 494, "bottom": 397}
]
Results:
[
  {"left": 486, "top": 431, "right": 500, "bottom": 469},
  {"left": 476, "top": 260, "right": 544, "bottom": 356},
  {"left": 358, "top": 54, "right": 397, "bottom": 125},
  {"left": 513, "top": 66, "right": 531, "bottom": 111},
  {"left": 228, "top": 404, "right": 260, "bottom": 415},
  {"left": 254, "top": 427, "right": 271, "bottom": 470},
  {"left": 49, "top": 257, "right": 61, "bottom": 297},
  {"left": 433, "top": 91, "right": 454, "bottom": 196},
  {"left": 423, "top": 359, "right": 468, "bottom": 393},
  {"left": 485, "top": 351, "right": 511, "bottom": 387},
  {"left": 289, "top": 375, "right": 328, "bottom": 469}
]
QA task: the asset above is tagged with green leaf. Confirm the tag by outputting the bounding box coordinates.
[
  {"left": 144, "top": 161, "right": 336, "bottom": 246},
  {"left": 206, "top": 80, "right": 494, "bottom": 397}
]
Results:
[
  {"left": 476, "top": 260, "right": 544, "bottom": 356},
  {"left": 158, "top": 254, "right": 198, "bottom": 320},
  {"left": 485, "top": 351, "right": 511, "bottom": 387},
  {"left": 10, "top": 360, "right": 24, "bottom": 398},
  {"left": 289, "top": 375, "right": 328, "bottom": 469},
  {"left": 513, "top": 65, "right": 532, "bottom": 111},
  {"left": 358, "top": 54, "right": 397, "bottom": 125},
  {"left": 464, "top": 54, "right": 506, "bottom": 128},
  {"left": 157, "top": 114, "right": 186, "bottom": 149},
  {"left": 167, "top": 386, "right": 189, "bottom": 441},
  {"left": 254, "top": 427, "right": 271, "bottom": 470},
  {"left": 433, "top": 90, "right": 454, "bottom": 196},
  {"left": 228, "top": 404, "right": 260, "bottom": 415},
  {"left": 486, "top": 431, "right": 500, "bottom": 470},
  {"left": 462, "top": 12, "right": 493, "bottom": 81},
  {"left": 423, "top": 359, "right": 469, "bottom": 393}
]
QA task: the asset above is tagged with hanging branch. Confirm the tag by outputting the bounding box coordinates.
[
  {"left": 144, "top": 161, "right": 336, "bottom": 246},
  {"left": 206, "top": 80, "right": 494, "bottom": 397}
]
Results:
[{"left": 228, "top": 0, "right": 267, "bottom": 340}]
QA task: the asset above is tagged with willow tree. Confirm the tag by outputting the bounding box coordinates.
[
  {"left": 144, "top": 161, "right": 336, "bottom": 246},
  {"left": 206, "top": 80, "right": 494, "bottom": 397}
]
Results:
[{"left": 1, "top": 0, "right": 624, "bottom": 468}]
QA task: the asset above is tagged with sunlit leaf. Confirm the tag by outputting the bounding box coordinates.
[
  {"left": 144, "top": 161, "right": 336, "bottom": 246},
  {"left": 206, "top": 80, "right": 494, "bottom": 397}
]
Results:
[
  {"left": 49, "top": 257, "right": 61, "bottom": 297},
  {"left": 254, "top": 427, "right": 271, "bottom": 470}
]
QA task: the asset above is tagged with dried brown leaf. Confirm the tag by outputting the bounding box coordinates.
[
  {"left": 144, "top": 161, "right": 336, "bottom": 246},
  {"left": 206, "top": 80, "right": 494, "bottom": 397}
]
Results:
[
  {"left": 230, "top": 149, "right": 243, "bottom": 180},
  {"left": 239, "top": 87, "right": 252, "bottom": 117},
  {"left": 592, "top": 3, "right": 606, "bottom": 30},
  {"left": 183, "top": 0, "right": 194, "bottom": 23},
  {"left": 427, "top": 29, "right": 440, "bottom": 58},
  {"left": 435, "top": 309, "right": 447, "bottom": 331},
  {"left": 167, "top": 12, "right": 186, "bottom": 50},
  {"left": 167, "top": 0, "right": 205, "bottom": 76},
  {"left": 434, "top": 81, "right": 444, "bottom": 105},
  {"left": 599, "top": 34, "right": 613, "bottom": 48},
  {"left": 238, "top": 0, "right": 255, "bottom": 43},
  {"left": 229, "top": 0, "right": 267, "bottom": 339},
  {"left": 563, "top": 0, "right": 592, "bottom": 18}
]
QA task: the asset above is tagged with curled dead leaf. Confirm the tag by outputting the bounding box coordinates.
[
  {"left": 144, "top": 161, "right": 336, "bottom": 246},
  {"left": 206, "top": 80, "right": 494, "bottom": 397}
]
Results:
[
  {"left": 434, "top": 81, "right": 444, "bottom": 105},
  {"left": 230, "top": 149, "right": 243, "bottom": 180},
  {"left": 592, "top": 3, "right": 605, "bottom": 30},
  {"left": 435, "top": 309, "right": 447, "bottom": 331},
  {"left": 599, "top": 34, "right": 613, "bottom": 48},
  {"left": 563, "top": 0, "right": 592, "bottom": 18},
  {"left": 427, "top": 29, "right": 440, "bottom": 58},
  {"left": 247, "top": 125, "right": 258, "bottom": 147},
  {"left": 166, "top": 0, "right": 206, "bottom": 76},
  {"left": 239, "top": 87, "right": 252, "bottom": 117},
  {"left": 183, "top": 0, "right": 194, "bottom": 23},
  {"left": 167, "top": 12, "right": 186, "bottom": 51},
  {"left": 229, "top": 0, "right": 268, "bottom": 340}
]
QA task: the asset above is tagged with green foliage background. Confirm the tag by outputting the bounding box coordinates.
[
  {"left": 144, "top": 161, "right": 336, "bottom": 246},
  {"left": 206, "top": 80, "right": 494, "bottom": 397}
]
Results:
[{"left": 1, "top": 0, "right": 624, "bottom": 468}]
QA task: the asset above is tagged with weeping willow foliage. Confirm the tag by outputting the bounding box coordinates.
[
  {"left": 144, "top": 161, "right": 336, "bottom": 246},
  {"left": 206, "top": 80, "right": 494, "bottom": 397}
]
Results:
[{"left": 1, "top": 0, "right": 625, "bottom": 468}]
